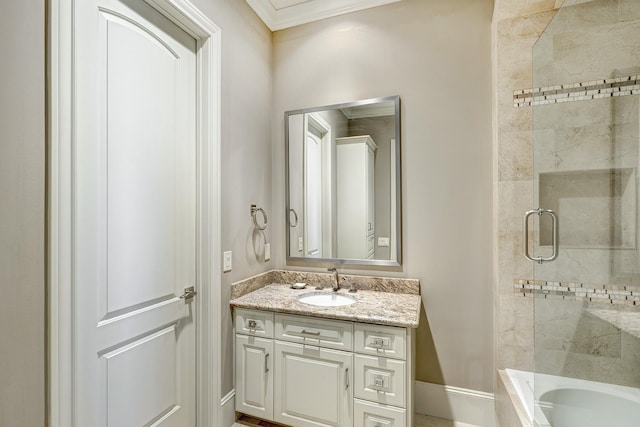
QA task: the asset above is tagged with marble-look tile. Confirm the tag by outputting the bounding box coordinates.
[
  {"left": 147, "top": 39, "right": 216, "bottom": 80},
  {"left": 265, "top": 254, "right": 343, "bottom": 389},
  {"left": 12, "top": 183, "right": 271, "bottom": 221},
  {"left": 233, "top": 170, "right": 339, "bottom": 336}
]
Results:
[
  {"left": 534, "top": 247, "right": 635, "bottom": 285},
  {"left": 496, "top": 294, "right": 534, "bottom": 371},
  {"left": 534, "top": 103, "right": 640, "bottom": 173},
  {"left": 498, "top": 295, "right": 534, "bottom": 348},
  {"left": 534, "top": 4, "right": 640, "bottom": 86},
  {"left": 621, "top": 330, "right": 640, "bottom": 362},
  {"left": 535, "top": 347, "right": 640, "bottom": 387},
  {"left": 588, "top": 307, "right": 640, "bottom": 340},
  {"left": 536, "top": 300, "right": 622, "bottom": 358},
  {"left": 532, "top": 94, "right": 638, "bottom": 130},
  {"left": 538, "top": 169, "right": 636, "bottom": 249},
  {"left": 495, "top": 0, "right": 558, "bottom": 22},
  {"left": 230, "top": 284, "right": 421, "bottom": 328},
  {"left": 497, "top": 11, "right": 557, "bottom": 96},
  {"left": 496, "top": 294, "right": 534, "bottom": 368},
  {"left": 498, "top": 97, "right": 534, "bottom": 134},
  {"left": 619, "top": 0, "right": 640, "bottom": 21},
  {"left": 498, "top": 131, "right": 533, "bottom": 181},
  {"left": 496, "top": 181, "right": 533, "bottom": 280}
]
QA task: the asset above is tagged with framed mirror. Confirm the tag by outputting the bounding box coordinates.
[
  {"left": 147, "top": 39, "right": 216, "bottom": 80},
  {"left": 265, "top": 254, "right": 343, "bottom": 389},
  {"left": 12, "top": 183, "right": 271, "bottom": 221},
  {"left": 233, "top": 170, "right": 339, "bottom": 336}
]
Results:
[{"left": 285, "top": 95, "right": 401, "bottom": 267}]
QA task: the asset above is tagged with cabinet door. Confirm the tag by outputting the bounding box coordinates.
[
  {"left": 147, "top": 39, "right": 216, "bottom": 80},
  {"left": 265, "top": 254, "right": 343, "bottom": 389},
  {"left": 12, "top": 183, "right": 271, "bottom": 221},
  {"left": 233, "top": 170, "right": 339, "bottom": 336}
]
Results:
[
  {"left": 274, "top": 341, "right": 352, "bottom": 427},
  {"left": 235, "top": 335, "right": 273, "bottom": 420}
]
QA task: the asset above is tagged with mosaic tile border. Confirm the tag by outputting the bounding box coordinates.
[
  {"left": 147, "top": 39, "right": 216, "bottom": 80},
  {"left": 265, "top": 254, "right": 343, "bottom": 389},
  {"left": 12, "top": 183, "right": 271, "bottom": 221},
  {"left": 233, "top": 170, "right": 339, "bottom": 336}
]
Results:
[
  {"left": 514, "top": 279, "right": 639, "bottom": 307},
  {"left": 513, "top": 75, "right": 640, "bottom": 107}
]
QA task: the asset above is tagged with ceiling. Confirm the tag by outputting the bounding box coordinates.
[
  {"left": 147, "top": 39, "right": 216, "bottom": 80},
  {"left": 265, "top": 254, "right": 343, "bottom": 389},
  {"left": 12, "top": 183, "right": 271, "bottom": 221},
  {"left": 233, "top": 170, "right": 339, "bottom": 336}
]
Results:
[{"left": 245, "top": 0, "right": 403, "bottom": 31}]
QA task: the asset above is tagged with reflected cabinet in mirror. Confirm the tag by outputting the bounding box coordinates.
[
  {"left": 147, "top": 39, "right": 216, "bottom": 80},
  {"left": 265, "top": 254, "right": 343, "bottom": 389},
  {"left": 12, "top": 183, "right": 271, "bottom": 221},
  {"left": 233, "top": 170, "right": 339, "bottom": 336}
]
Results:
[{"left": 285, "top": 96, "right": 401, "bottom": 267}]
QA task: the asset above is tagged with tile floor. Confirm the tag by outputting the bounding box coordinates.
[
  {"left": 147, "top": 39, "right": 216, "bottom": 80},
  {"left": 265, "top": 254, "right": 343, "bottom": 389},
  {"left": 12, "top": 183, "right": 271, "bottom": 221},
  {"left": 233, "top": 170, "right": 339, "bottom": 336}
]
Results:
[
  {"left": 414, "top": 414, "right": 481, "bottom": 426},
  {"left": 233, "top": 414, "right": 481, "bottom": 427}
]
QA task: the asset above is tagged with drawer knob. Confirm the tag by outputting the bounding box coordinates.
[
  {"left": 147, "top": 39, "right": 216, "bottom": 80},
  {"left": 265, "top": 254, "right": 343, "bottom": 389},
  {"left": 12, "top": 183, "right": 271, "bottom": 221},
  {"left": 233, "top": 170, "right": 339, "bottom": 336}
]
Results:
[
  {"left": 248, "top": 320, "right": 257, "bottom": 329},
  {"left": 373, "top": 375, "right": 388, "bottom": 390}
]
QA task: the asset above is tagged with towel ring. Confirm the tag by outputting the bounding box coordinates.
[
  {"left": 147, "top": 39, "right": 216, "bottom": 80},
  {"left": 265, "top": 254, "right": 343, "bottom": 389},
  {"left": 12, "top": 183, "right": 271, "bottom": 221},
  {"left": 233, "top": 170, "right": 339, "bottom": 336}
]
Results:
[
  {"left": 289, "top": 208, "right": 298, "bottom": 228},
  {"left": 251, "top": 204, "right": 268, "bottom": 231}
]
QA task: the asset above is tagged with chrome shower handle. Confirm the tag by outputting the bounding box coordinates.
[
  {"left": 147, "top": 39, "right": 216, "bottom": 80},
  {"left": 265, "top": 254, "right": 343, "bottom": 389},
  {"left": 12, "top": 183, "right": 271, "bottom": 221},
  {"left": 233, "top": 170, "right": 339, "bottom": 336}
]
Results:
[{"left": 523, "top": 208, "right": 558, "bottom": 264}]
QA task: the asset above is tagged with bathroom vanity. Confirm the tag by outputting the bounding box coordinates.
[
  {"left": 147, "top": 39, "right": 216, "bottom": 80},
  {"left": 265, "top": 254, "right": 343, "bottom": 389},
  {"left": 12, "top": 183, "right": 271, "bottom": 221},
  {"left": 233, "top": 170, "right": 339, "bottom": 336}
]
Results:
[{"left": 230, "top": 281, "right": 420, "bottom": 427}]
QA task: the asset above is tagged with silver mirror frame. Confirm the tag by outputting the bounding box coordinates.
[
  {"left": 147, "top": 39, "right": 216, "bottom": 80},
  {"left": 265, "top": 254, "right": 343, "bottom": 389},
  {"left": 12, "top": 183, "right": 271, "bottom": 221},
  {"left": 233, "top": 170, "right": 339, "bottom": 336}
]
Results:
[{"left": 285, "top": 95, "right": 402, "bottom": 268}]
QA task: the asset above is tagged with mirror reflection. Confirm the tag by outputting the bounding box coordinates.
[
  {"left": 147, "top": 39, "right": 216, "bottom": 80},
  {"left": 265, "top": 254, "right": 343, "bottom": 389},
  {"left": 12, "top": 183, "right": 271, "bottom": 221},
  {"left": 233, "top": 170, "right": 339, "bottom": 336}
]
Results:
[{"left": 285, "top": 96, "right": 401, "bottom": 266}]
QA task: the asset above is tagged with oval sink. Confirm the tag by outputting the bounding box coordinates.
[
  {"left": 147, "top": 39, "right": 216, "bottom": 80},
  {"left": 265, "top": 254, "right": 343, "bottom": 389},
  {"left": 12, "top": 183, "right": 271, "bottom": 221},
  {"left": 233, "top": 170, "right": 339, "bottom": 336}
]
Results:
[{"left": 297, "top": 292, "right": 357, "bottom": 307}]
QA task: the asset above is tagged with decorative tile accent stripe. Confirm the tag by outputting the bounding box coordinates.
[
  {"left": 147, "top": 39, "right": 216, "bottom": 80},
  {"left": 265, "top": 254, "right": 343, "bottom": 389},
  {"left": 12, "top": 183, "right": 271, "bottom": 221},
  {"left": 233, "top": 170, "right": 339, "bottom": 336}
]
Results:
[
  {"left": 513, "top": 75, "right": 640, "bottom": 107},
  {"left": 513, "top": 279, "right": 639, "bottom": 307}
]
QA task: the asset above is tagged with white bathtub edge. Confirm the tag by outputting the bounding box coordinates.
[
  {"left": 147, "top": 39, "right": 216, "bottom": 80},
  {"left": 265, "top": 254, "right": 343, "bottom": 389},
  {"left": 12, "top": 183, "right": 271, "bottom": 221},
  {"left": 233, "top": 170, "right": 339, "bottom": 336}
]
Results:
[{"left": 498, "top": 369, "right": 533, "bottom": 427}]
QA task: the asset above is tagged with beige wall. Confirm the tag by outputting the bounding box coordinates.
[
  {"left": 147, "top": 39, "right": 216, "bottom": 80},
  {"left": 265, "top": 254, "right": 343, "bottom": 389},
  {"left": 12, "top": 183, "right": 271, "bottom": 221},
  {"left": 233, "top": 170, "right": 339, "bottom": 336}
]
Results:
[
  {"left": 0, "top": 1, "right": 46, "bottom": 425},
  {"left": 188, "top": 0, "right": 274, "bottom": 397},
  {"left": 272, "top": 0, "right": 495, "bottom": 392}
]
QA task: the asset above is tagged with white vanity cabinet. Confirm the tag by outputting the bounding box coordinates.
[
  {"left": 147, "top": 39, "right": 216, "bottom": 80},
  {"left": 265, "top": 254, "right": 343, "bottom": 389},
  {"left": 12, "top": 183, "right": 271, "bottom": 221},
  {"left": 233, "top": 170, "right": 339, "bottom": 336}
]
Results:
[
  {"left": 274, "top": 341, "right": 353, "bottom": 427},
  {"left": 234, "top": 308, "right": 275, "bottom": 420},
  {"left": 336, "top": 135, "right": 377, "bottom": 260},
  {"left": 352, "top": 323, "right": 412, "bottom": 427},
  {"left": 235, "top": 308, "right": 414, "bottom": 427}
]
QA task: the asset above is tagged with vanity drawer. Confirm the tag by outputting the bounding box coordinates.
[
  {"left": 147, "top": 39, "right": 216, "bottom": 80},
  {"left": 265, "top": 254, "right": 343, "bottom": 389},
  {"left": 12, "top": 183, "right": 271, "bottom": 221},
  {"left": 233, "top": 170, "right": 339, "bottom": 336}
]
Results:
[
  {"left": 355, "top": 323, "right": 406, "bottom": 359},
  {"left": 235, "top": 308, "right": 274, "bottom": 338},
  {"left": 354, "top": 399, "right": 405, "bottom": 427},
  {"left": 354, "top": 354, "right": 405, "bottom": 407},
  {"left": 275, "top": 313, "right": 353, "bottom": 351}
]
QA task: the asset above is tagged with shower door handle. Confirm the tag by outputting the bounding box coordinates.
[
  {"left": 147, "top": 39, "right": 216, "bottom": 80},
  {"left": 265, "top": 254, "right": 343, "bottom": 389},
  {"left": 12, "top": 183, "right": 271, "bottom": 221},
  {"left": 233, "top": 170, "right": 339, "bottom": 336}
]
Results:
[{"left": 523, "top": 208, "right": 558, "bottom": 263}]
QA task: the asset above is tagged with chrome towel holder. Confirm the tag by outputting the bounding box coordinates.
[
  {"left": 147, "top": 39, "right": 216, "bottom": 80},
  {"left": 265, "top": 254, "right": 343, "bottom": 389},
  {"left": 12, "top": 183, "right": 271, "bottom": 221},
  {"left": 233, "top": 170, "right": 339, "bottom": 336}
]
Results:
[
  {"left": 251, "top": 204, "right": 268, "bottom": 230},
  {"left": 289, "top": 208, "right": 298, "bottom": 228}
]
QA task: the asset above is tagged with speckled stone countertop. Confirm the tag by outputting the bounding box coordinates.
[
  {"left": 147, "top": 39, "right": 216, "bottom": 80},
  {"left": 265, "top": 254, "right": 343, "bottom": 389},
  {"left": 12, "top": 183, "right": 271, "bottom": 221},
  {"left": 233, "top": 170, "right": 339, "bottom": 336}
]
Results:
[{"left": 230, "top": 283, "right": 421, "bottom": 328}]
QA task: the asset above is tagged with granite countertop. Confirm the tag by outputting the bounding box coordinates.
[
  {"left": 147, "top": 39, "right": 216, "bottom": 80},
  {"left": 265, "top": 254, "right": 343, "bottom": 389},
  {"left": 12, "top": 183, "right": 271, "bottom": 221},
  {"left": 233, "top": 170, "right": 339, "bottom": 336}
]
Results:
[{"left": 229, "top": 283, "right": 421, "bottom": 328}]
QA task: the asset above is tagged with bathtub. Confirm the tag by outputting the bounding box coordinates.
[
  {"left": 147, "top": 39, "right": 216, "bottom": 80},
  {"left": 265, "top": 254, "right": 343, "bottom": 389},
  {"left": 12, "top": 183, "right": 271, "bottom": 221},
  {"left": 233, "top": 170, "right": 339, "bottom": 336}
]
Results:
[{"left": 504, "top": 369, "right": 640, "bottom": 427}]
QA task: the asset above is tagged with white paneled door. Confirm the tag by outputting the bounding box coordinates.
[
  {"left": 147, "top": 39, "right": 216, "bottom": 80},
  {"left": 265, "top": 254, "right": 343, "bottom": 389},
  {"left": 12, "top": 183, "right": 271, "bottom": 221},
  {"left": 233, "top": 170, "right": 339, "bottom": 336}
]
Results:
[{"left": 74, "top": 0, "right": 197, "bottom": 425}]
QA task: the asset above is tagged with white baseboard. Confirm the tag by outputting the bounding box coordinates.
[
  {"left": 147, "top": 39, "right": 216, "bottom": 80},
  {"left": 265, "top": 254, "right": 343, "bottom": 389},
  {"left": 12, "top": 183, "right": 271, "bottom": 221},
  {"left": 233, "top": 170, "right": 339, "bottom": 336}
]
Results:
[
  {"left": 415, "top": 381, "right": 495, "bottom": 427},
  {"left": 221, "top": 389, "right": 236, "bottom": 427}
]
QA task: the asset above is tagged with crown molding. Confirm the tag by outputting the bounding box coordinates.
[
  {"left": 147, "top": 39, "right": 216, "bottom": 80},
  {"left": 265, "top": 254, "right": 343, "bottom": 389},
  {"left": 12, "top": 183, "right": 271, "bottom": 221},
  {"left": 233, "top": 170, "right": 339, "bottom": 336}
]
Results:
[{"left": 245, "top": 0, "right": 403, "bottom": 31}]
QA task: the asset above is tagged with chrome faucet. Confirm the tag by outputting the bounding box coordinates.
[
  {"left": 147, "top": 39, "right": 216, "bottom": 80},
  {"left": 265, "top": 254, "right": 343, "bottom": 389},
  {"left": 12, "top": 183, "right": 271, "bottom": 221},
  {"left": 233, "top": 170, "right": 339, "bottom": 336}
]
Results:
[{"left": 328, "top": 268, "right": 340, "bottom": 292}]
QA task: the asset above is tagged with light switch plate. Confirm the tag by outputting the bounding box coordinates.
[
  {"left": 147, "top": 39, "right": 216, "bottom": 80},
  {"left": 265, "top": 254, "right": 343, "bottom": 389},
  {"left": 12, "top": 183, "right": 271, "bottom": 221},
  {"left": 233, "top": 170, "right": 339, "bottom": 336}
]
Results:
[
  {"left": 378, "top": 237, "right": 390, "bottom": 247},
  {"left": 265, "top": 243, "right": 271, "bottom": 261},
  {"left": 223, "top": 251, "right": 232, "bottom": 272}
]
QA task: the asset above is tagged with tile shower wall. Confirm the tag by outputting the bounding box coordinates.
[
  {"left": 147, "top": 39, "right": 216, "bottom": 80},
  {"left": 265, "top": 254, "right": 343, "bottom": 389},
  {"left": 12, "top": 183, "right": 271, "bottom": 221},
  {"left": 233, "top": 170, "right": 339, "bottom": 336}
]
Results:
[
  {"left": 496, "top": 0, "right": 640, "bottom": 397},
  {"left": 495, "top": 0, "right": 558, "bottom": 375},
  {"left": 528, "top": 0, "right": 640, "bottom": 389}
]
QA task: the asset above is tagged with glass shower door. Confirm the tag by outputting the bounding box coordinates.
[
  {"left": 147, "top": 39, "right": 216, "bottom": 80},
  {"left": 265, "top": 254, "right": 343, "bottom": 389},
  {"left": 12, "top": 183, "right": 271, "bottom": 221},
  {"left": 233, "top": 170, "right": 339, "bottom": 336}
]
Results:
[{"left": 529, "top": 0, "right": 640, "bottom": 425}]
